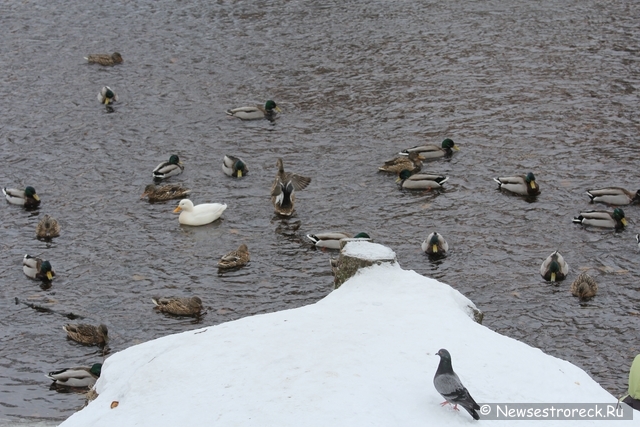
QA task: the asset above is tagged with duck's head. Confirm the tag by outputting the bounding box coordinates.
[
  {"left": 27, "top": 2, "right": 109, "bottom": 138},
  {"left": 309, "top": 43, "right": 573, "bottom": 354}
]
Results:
[
  {"left": 103, "top": 87, "right": 116, "bottom": 103},
  {"left": 168, "top": 154, "right": 182, "bottom": 165},
  {"left": 40, "top": 260, "right": 54, "bottom": 280},
  {"left": 234, "top": 159, "right": 246, "bottom": 177},
  {"left": 613, "top": 208, "right": 627, "bottom": 225},
  {"left": 112, "top": 52, "right": 123, "bottom": 63},
  {"left": 265, "top": 100, "right": 281, "bottom": 113},
  {"left": 173, "top": 199, "right": 194, "bottom": 213},
  {"left": 25, "top": 186, "right": 40, "bottom": 201},
  {"left": 429, "top": 232, "right": 441, "bottom": 252},
  {"left": 525, "top": 172, "right": 537, "bottom": 189},
  {"left": 548, "top": 259, "right": 561, "bottom": 281},
  {"left": 90, "top": 363, "right": 102, "bottom": 377},
  {"left": 396, "top": 169, "right": 412, "bottom": 182},
  {"left": 141, "top": 184, "right": 157, "bottom": 198},
  {"left": 442, "top": 138, "right": 459, "bottom": 151}
]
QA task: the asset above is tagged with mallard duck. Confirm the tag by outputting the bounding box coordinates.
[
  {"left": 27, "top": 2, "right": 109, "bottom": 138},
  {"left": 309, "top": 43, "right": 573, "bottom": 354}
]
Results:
[
  {"left": 141, "top": 184, "right": 190, "bottom": 202},
  {"left": 36, "top": 214, "right": 60, "bottom": 239},
  {"left": 226, "top": 100, "right": 281, "bottom": 121},
  {"left": 222, "top": 155, "right": 249, "bottom": 178},
  {"left": 46, "top": 363, "right": 102, "bottom": 388},
  {"left": 586, "top": 187, "right": 640, "bottom": 205},
  {"left": 396, "top": 169, "right": 449, "bottom": 190},
  {"left": 570, "top": 271, "right": 598, "bottom": 300},
  {"left": 493, "top": 172, "right": 540, "bottom": 196},
  {"left": 63, "top": 323, "right": 108, "bottom": 346},
  {"left": 97, "top": 86, "right": 118, "bottom": 105},
  {"left": 572, "top": 208, "right": 627, "bottom": 230},
  {"left": 85, "top": 52, "right": 123, "bottom": 66},
  {"left": 378, "top": 152, "right": 424, "bottom": 174},
  {"left": 271, "top": 158, "right": 312, "bottom": 217},
  {"left": 173, "top": 199, "right": 227, "bottom": 226},
  {"left": 152, "top": 296, "right": 203, "bottom": 316},
  {"left": 398, "top": 138, "right": 459, "bottom": 159},
  {"left": 3, "top": 186, "right": 40, "bottom": 208},
  {"left": 23, "top": 254, "right": 55, "bottom": 283},
  {"left": 421, "top": 232, "right": 449, "bottom": 255},
  {"left": 306, "top": 232, "right": 370, "bottom": 250},
  {"left": 218, "top": 244, "right": 250, "bottom": 269},
  {"left": 540, "top": 251, "right": 569, "bottom": 282},
  {"left": 153, "top": 155, "right": 184, "bottom": 181}
]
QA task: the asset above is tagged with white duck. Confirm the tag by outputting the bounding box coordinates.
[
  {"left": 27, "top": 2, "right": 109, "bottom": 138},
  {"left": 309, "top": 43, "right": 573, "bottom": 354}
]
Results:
[{"left": 173, "top": 199, "right": 227, "bottom": 226}]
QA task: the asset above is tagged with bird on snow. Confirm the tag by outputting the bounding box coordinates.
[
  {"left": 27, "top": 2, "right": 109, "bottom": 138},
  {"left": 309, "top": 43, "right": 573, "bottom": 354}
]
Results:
[{"left": 433, "top": 348, "right": 480, "bottom": 420}]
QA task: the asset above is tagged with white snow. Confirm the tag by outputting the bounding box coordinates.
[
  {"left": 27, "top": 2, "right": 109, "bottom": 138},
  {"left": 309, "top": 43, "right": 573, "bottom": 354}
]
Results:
[
  {"left": 59, "top": 253, "right": 638, "bottom": 426},
  {"left": 341, "top": 240, "right": 396, "bottom": 261}
]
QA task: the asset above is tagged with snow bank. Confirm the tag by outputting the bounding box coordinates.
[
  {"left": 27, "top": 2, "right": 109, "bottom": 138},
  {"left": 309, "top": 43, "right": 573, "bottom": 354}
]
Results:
[{"left": 59, "top": 259, "right": 637, "bottom": 426}]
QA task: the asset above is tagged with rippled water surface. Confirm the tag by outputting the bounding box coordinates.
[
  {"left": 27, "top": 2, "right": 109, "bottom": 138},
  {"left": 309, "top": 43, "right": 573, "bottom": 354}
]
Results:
[{"left": 1, "top": 0, "right": 640, "bottom": 422}]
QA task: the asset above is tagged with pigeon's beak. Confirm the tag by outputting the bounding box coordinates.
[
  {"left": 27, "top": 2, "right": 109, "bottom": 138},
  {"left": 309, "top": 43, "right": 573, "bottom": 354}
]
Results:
[{"left": 173, "top": 206, "right": 182, "bottom": 213}]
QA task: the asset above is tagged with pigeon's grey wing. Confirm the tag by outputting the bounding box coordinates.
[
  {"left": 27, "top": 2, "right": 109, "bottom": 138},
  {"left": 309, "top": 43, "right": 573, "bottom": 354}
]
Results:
[{"left": 434, "top": 372, "right": 465, "bottom": 401}]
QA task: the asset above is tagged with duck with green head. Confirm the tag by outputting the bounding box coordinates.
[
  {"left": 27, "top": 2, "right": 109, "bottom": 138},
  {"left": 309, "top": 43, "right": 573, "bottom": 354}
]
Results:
[
  {"left": 399, "top": 138, "right": 459, "bottom": 159},
  {"left": 153, "top": 155, "right": 184, "bottom": 181},
  {"left": 586, "top": 187, "right": 640, "bottom": 206},
  {"left": 46, "top": 363, "right": 102, "bottom": 388},
  {"left": 573, "top": 208, "right": 627, "bottom": 230},
  {"left": 222, "top": 155, "right": 249, "bottom": 178},
  {"left": 396, "top": 169, "right": 449, "bottom": 190},
  {"left": 97, "top": 86, "right": 118, "bottom": 105},
  {"left": 307, "top": 232, "right": 370, "bottom": 250},
  {"left": 226, "top": 100, "right": 281, "bottom": 121},
  {"left": 23, "top": 254, "right": 55, "bottom": 283},
  {"left": 493, "top": 172, "right": 540, "bottom": 196},
  {"left": 540, "top": 251, "right": 569, "bottom": 282},
  {"left": 421, "top": 232, "right": 449, "bottom": 256},
  {"left": 3, "top": 186, "right": 40, "bottom": 208}
]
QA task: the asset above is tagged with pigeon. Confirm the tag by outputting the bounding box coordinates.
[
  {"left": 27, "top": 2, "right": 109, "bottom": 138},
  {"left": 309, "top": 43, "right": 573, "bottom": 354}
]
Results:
[{"left": 433, "top": 348, "right": 480, "bottom": 420}]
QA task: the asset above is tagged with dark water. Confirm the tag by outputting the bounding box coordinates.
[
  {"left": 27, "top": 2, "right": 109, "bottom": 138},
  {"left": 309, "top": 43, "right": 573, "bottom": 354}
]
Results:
[{"left": 1, "top": 0, "right": 639, "bottom": 422}]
